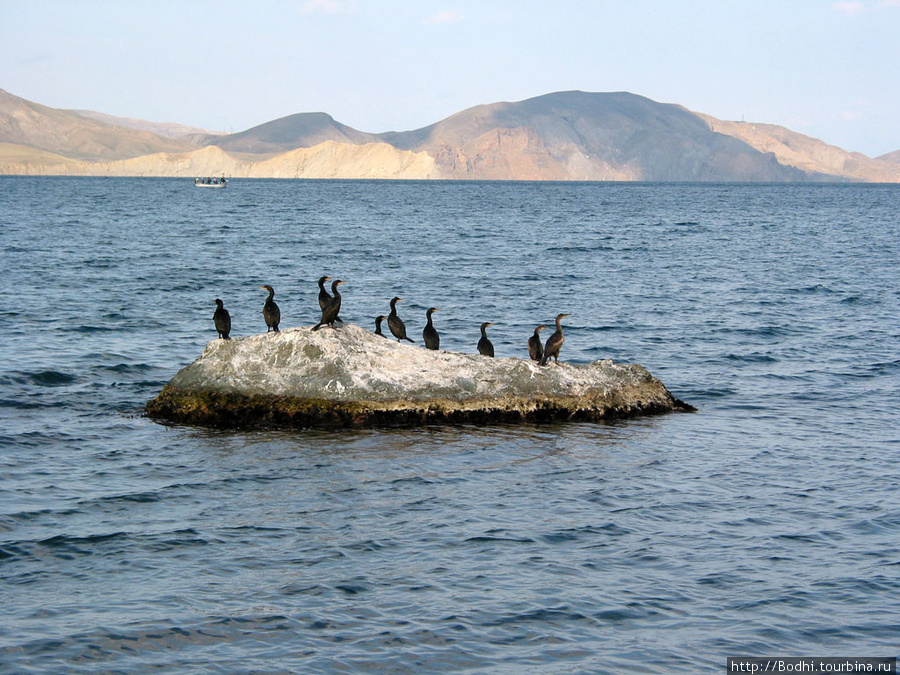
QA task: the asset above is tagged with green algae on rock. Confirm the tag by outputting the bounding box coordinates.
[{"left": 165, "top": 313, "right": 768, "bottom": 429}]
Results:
[{"left": 146, "top": 324, "right": 693, "bottom": 429}]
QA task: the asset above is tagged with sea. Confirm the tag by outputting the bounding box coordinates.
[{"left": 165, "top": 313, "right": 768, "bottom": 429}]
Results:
[{"left": 0, "top": 177, "right": 897, "bottom": 674}]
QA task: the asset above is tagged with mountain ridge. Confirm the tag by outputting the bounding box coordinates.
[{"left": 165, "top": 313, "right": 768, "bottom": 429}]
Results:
[{"left": 1, "top": 88, "right": 898, "bottom": 182}]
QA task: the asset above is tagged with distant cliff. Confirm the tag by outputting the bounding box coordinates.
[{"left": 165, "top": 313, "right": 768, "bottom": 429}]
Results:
[
  {"left": 697, "top": 114, "right": 900, "bottom": 183},
  {"left": 9, "top": 143, "right": 439, "bottom": 179},
  {"left": 0, "top": 89, "right": 195, "bottom": 161},
  {"left": 2, "top": 88, "right": 898, "bottom": 182}
]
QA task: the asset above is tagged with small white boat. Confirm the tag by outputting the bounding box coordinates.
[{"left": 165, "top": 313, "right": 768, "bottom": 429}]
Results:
[{"left": 194, "top": 178, "right": 227, "bottom": 188}]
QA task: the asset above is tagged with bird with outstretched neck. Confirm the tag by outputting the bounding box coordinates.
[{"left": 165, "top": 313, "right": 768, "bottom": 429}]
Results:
[
  {"left": 539, "top": 313, "right": 571, "bottom": 365},
  {"left": 213, "top": 299, "right": 231, "bottom": 340},
  {"left": 388, "top": 297, "right": 414, "bottom": 342},
  {"left": 477, "top": 322, "right": 495, "bottom": 357},
  {"left": 317, "top": 276, "right": 332, "bottom": 312},
  {"left": 260, "top": 285, "right": 280, "bottom": 332},
  {"left": 527, "top": 325, "right": 546, "bottom": 361},
  {"left": 423, "top": 308, "right": 441, "bottom": 350},
  {"left": 374, "top": 315, "right": 387, "bottom": 337},
  {"left": 313, "top": 279, "right": 345, "bottom": 331}
]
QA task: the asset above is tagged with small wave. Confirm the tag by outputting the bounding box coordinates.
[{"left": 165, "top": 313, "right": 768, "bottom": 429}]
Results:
[
  {"left": 40, "top": 531, "right": 129, "bottom": 547},
  {"left": 145, "top": 529, "right": 211, "bottom": 552},
  {"left": 540, "top": 523, "right": 630, "bottom": 543},
  {"left": 0, "top": 398, "right": 62, "bottom": 409},
  {"left": 593, "top": 607, "right": 648, "bottom": 623},
  {"left": 335, "top": 582, "right": 369, "bottom": 595},
  {"left": 466, "top": 534, "right": 535, "bottom": 544},
  {"left": 99, "top": 363, "right": 154, "bottom": 374},
  {"left": 714, "top": 325, "right": 795, "bottom": 338},
  {"left": 725, "top": 353, "right": 779, "bottom": 364},
  {"left": 839, "top": 295, "right": 871, "bottom": 305},
  {"left": 66, "top": 325, "right": 117, "bottom": 333},
  {"left": 390, "top": 475, "right": 439, "bottom": 486},
  {"left": 850, "top": 514, "right": 900, "bottom": 535},
  {"left": 483, "top": 605, "right": 593, "bottom": 627},
  {"left": 98, "top": 490, "right": 161, "bottom": 504},
  {"left": 688, "top": 387, "right": 735, "bottom": 398},
  {"left": 1, "top": 531, "right": 135, "bottom": 560},
  {"left": 28, "top": 370, "right": 78, "bottom": 387},
  {"left": 545, "top": 245, "right": 596, "bottom": 253},
  {"left": 791, "top": 284, "right": 836, "bottom": 294},
  {"left": 867, "top": 359, "right": 900, "bottom": 374},
  {"left": 343, "top": 538, "right": 398, "bottom": 553}
]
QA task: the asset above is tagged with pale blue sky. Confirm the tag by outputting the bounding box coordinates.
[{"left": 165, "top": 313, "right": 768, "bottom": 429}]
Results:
[{"left": 2, "top": 0, "right": 898, "bottom": 156}]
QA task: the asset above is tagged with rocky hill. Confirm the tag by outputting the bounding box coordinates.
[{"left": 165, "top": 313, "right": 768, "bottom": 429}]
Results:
[
  {"left": 697, "top": 114, "right": 900, "bottom": 183},
  {"left": 383, "top": 91, "right": 805, "bottom": 181},
  {"left": 878, "top": 149, "right": 900, "bottom": 165},
  {"left": 0, "top": 89, "right": 195, "bottom": 161},
  {"left": 69, "top": 110, "right": 218, "bottom": 141},
  {"left": 199, "top": 112, "right": 380, "bottom": 155},
  {"left": 1, "top": 88, "right": 898, "bottom": 181}
]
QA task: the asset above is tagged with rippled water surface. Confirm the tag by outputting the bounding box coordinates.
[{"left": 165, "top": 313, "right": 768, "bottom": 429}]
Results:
[{"left": 1, "top": 178, "right": 898, "bottom": 673}]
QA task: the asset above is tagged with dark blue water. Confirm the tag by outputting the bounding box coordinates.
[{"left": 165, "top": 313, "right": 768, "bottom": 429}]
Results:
[{"left": 1, "top": 177, "right": 898, "bottom": 673}]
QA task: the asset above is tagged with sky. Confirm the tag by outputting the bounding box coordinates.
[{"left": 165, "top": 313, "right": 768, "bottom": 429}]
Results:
[{"left": 2, "top": 0, "right": 899, "bottom": 157}]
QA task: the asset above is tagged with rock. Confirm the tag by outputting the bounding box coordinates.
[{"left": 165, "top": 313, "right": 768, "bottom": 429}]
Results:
[{"left": 146, "top": 324, "right": 694, "bottom": 429}]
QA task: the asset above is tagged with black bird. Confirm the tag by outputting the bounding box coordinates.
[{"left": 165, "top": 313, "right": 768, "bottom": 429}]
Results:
[
  {"left": 423, "top": 307, "right": 441, "bottom": 350},
  {"left": 539, "top": 313, "right": 571, "bottom": 365},
  {"left": 260, "top": 285, "right": 280, "bottom": 332},
  {"left": 527, "top": 325, "right": 546, "bottom": 361},
  {"left": 317, "top": 276, "right": 332, "bottom": 312},
  {"left": 213, "top": 298, "right": 231, "bottom": 340},
  {"left": 313, "top": 279, "right": 345, "bottom": 331},
  {"left": 317, "top": 275, "right": 342, "bottom": 323},
  {"left": 374, "top": 315, "right": 387, "bottom": 337},
  {"left": 477, "top": 322, "right": 495, "bottom": 357},
  {"left": 388, "top": 297, "right": 414, "bottom": 342}
]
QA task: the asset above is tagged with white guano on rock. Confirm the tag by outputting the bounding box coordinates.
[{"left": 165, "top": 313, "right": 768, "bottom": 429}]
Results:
[{"left": 147, "top": 324, "right": 692, "bottom": 428}]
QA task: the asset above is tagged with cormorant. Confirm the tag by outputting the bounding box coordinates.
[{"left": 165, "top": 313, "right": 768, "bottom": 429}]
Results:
[
  {"left": 374, "top": 315, "right": 387, "bottom": 337},
  {"left": 313, "top": 279, "right": 344, "bottom": 331},
  {"left": 260, "top": 285, "right": 280, "bottom": 332},
  {"left": 539, "top": 313, "right": 571, "bottom": 365},
  {"left": 317, "top": 275, "right": 342, "bottom": 323},
  {"left": 213, "top": 298, "right": 231, "bottom": 340},
  {"left": 423, "top": 307, "right": 440, "bottom": 350},
  {"left": 317, "top": 276, "right": 332, "bottom": 312},
  {"left": 388, "top": 297, "right": 414, "bottom": 342},
  {"left": 477, "top": 322, "right": 495, "bottom": 357},
  {"left": 527, "top": 325, "right": 546, "bottom": 361}
]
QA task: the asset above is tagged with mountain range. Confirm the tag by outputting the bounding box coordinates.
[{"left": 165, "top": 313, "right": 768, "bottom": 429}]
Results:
[{"left": 2, "top": 88, "right": 898, "bottom": 182}]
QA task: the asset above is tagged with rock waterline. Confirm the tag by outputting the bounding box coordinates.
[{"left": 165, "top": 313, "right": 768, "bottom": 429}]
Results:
[{"left": 146, "top": 324, "right": 694, "bottom": 428}]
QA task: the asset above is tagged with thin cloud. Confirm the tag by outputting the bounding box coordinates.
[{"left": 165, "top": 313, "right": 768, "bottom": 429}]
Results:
[
  {"left": 300, "top": 0, "right": 355, "bottom": 15},
  {"left": 838, "top": 110, "right": 865, "bottom": 121},
  {"left": 423, "top": 11, "right": 464, "bottom": 25},
  {"left": 832, "top": 1, "right": 865, "bottom": 13}
]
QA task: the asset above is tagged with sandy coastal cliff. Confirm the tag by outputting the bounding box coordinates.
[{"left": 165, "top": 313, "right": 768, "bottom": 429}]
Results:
[
  {"left": 0, "top": 142, "right": 440, "bottom": 179},
  {"left": 146, "top": 324, "right": 693, "bottom": 429}
]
